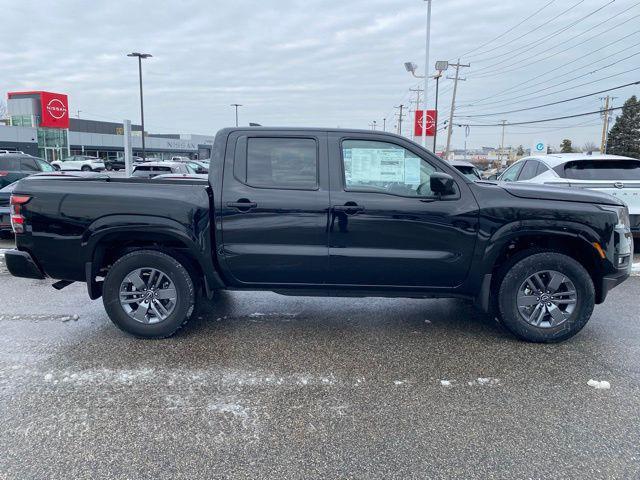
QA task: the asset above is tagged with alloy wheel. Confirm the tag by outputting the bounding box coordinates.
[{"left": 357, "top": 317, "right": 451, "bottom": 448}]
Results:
[
  {"left": 516, "top": 270, "right": 577, "bottom": 328},
  {"left": 119, "top": 267, "right": 177, "bottom": 324}
]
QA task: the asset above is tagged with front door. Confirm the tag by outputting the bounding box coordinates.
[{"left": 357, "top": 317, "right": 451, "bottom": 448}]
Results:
[
  {"left": 327, "top": 134, "right": 479, "bottom": 288},
  {"left": 220, "top": 131, "right": 330, "bottom": 285}
]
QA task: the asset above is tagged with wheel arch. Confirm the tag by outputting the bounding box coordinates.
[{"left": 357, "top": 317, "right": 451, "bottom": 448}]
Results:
[
  {"left": 83, "top": 216, "right": 225, "bottom": 300},
  {"left": 476, "top": 221, "right": 606, "bottom": 311}
]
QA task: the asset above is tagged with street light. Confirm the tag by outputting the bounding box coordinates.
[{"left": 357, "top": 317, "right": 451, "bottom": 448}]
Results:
[
  {"left": 127, "top": 52, "right": 152, "bottom": 160},
  {"left": 230, "top": 104, "right": 242, "bottom": 127}
]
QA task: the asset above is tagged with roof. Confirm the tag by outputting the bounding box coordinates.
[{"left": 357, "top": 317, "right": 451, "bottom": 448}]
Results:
[
  {"left": 133, "top": 162, "right": 182, "bottom": 168},
  {"left": 520, "top": 153, "right": 638, "bottom": 168},
  {"left": 449, "top": 160, "right": 476, "bottom": 168}
]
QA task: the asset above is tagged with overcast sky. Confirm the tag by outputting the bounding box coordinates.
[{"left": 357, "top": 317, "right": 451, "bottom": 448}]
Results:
[{"left": 1, "top": 0, "right": 638, "bottom": 151}]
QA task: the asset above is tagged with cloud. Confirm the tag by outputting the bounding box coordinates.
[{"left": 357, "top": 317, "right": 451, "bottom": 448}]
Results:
[{"left": 0, "top": 0, "right": 637, "bottom": 149}]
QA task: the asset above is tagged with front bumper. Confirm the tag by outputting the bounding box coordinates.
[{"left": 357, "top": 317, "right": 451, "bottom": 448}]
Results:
[{"left": 5, "top": 250, "right": 46, "bottom": 280}]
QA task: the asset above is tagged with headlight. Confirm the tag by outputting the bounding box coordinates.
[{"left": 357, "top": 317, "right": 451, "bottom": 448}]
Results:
[{"left": 600, "top": 205, "right": 630, "bottom": 230}]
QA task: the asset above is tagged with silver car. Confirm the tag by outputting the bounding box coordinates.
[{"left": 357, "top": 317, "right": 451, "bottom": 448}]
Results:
[{"left": 500, "top": 153, "right": 640, "bottom": 238}]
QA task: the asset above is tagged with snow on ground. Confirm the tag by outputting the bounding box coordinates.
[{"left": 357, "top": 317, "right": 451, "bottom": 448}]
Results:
[
  {"left": 587, "top": 379, "right": 611, "bottom": 390},
  {"left": 632, "top": 262, "right": 640, "bottom": 277}
]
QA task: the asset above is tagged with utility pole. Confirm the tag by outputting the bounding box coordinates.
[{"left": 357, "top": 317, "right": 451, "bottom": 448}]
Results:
[
  {"left": 499, "top": 120, "right": 507, "bottom": 167},
  {"left": 369, "top": 120, "right": 377, "bottom": 131},
  {"left": 600, "top": 96, "right": 611, "bottom": 154},
  {"left": 395, "top": 104, "right": 405, "bottom": 136},
  {"left": 76, "top": 110, "right": 81, "bottom": 119},
  {"left": 410, "top": 88, "right": 423, "bottom": 138},
  {"left": 433, "top": 72, "right": 442, "bottom": 152},
  {"left": 231, "top": 104, "right": 242, "bottom": 127},
  {"left": 444, "top": 59, "right": 470, "bottom": 159},
  {"left": 422, "top": 0, "right": 432, "bottom": 148}
]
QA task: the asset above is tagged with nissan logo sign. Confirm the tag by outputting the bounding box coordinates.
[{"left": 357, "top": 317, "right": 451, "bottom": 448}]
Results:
[
  {"left": 46, "top": 98, "right": 67, "bottom": 120},
  {"left": 614, "top": 182, "right": 624, "bottom": 189}
]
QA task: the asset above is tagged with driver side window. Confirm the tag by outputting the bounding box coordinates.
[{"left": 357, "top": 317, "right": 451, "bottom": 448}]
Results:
[{"left": 342, "top": 140, "right": 435, "bottom": 196}]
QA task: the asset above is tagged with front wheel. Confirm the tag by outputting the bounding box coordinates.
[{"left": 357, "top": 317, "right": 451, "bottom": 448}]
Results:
[
  {"left": 103, "top": 250, "right": 195, "bottom": 338},
  {"left": 81, "top": 165, "right": 92, "bottom": 172},
  {"left": 497, "top": 252, "right": 595, "bottom": 343}
]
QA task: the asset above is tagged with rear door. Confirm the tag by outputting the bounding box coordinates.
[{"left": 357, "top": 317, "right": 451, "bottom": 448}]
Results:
[
  {"left": 326, "top": 133, "right": 479, "bottom": 287},
  {"left": 220, "top": 131, "right": 330, "bottom": 285},
  {"left": 0, "top": 156, "right": 23, "bottom": 188}
]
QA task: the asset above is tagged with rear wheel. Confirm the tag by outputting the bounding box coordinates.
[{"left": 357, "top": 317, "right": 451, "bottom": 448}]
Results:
[
  {"left": 497, "top": 252, "right": 595, "bottom": 343},
  {"left": 103, "top": 250, "right": 195, "bottom": 338},
  {"left": 81, "top": 165, "right": 92, "bottom": 172}
]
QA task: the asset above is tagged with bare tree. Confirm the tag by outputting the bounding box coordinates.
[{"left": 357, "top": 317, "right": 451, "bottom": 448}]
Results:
[{"left": 582, "top": 141, "right": 598, "bottom": 153}]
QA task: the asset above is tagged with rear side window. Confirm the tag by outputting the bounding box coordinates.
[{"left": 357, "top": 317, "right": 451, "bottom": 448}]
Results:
[
  {"left": 535, "top": 162, "right": 549, "bottom": 176},
  {"left": 560, "top": 160, "right": 640, "bottom": 180},
  {"left": 518, "top": 160, "right": 539, "bottom": 181},
  {"left": 0, "top": 158, "right": 20, "bottom": 170},
  {"left": 20, "top": 158, "right": 39, "bottom": 171},
  {"left": 246, "top": 137, "right": 318, "bottom": 189}
]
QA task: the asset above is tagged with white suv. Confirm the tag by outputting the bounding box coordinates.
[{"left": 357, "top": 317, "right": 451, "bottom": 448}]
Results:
[{"left": 51, "top": 155, "right": 106, "bottom": 172}]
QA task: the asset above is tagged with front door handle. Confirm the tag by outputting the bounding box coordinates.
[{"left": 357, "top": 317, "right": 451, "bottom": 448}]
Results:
[
  {"left": 332, "top": 203, "right": 364, "bottom": 215},
  {"left": 227, "top": 199, "right": 257, "bottom": 211}
]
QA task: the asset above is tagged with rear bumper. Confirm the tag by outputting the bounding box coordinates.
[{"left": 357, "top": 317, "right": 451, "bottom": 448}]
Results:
[{"left": 4, "top": 250, "right": 46, "bottom": 280}]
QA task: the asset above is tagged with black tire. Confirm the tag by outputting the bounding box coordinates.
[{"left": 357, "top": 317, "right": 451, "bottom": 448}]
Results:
[
  {"left": 81, "top": 165, "right": 92, "bottom": 172},
  {"left": 102, "top": 250, "right": 195, "bottom": 338},
  {"left": 105, "top": 164, "right": 113, "bottom": 171},
  {"left": 497, "top": 252, "right": 595, "bottom": 343}
]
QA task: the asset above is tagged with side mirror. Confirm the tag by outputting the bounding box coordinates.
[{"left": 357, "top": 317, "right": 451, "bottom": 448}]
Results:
[{"left": 430, "top": 172, "right": 456, "bottom": 196}]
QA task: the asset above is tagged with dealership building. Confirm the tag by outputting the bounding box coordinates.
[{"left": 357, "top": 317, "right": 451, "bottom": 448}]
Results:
[{"left": 0, "top": 91, "right": 215, "bottom": 161}]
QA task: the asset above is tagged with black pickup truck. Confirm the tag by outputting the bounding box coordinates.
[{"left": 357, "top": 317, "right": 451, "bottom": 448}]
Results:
[{"left": 5, "top": 128, "right": 634, "bottom": 342}]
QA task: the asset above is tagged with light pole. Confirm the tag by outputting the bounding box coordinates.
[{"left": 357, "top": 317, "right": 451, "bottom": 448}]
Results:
[
  {"left": 231, "top": 104, "right": 242, "bottom": 127},
  {"left": 422, "top": 0, "right": 432, "bottom": 148},
  {"left": 127, "top": 52, "right": 152, "bottom": 160}
]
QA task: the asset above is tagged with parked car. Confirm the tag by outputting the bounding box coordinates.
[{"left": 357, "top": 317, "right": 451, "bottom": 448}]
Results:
[
  {"left": 0, "top": 182, "right": 16, "bottom": 237},
  {"left": 131, "top": 162, "right": 193, "bottom": 178},
  {"left": 51, "top": 155, "right": 105, "bottom": 172},
  {"left": 171, "top": 156, "right": 192, "bottom": 162},
  {"left": 0, "top": 153, "right": 55, "bottom": 188},
  {"left": 450, "top": 160, "right": 481, "bottom": 181},
  {"left": 105, "top": 156, "right": 143, "bottom": 171},
  {"left": 499, "top": 154, "right": 640, "bottom": 239},
  {"left": 186, "top": 160, "right": 209, "bottom": 174},
  {"left": 4, "top": 128, "right": 632, "bottom": 343}
]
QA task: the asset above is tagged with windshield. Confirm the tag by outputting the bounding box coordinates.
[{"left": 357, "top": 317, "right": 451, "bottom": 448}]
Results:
[
  {"left": 561, "top": 160, "right": 640, "bottom": 180},
  {"left": 455, "top": 165, "right": 480, "bottom": 180}
]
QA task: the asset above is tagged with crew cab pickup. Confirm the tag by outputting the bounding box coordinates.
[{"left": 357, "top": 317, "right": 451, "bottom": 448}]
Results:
[{"left": 5, "top": 128, "right": 634, "bottom": 342}]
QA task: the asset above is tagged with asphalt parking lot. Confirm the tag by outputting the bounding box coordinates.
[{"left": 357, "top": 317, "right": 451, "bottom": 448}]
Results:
[{"left": 1, "top": 238, "right": 640, "bottom": 479}]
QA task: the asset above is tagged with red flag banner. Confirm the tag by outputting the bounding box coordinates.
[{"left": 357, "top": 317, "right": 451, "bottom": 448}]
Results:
[{"left": 414, "top": 110, "right": 437, "bottom": 137}]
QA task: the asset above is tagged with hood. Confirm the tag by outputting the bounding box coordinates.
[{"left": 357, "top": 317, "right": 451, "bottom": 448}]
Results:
[{"left": 500, "top": 181, "right": 624, "bottom": 206}]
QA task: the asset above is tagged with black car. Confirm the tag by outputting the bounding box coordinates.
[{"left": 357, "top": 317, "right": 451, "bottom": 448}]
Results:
[
  {"left": 105, "top": 156, "right": 143, "bottom": 171},
  {"left": 0, "top": 182, "right": 16, "bottom": 237},
  {"left": 4, "top": 128, "right": 633, "bottom": 343},
  {"left": 0, "top": 154, "right": 55, "bottom": 189}
]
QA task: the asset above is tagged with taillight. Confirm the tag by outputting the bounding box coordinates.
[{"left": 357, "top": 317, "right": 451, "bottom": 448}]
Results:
[
  {"left": 0, "top": 171, "right": 8, "bottom": 177},
  {"left": 10, "top": 195, "right": 31, "bottom": 234}
]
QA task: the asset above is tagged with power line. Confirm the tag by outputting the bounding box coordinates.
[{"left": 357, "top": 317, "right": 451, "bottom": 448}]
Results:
[
  {"left": 460, "top": 0, "right": 588, "bottom": 61},
  {"left": 460, "top": 52, "right": 640, "bottom": 109},
  {"left": 467, "top": 0, "right": 618, "bottom": 71},
  {"left": 463, "top": 105, "right": 635, "bottom": 127},
  {"left": 469, "top": 7, "right": 640, "bottom": 79},
  {"left": 454, "top": 80, "right": 639, "bottom": 118},
  {"left": 453, "top": 0, "right": 557, "bottom": 59}
]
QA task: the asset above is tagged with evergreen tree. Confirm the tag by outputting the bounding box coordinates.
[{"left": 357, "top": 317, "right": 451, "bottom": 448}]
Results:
[
  {"left": 560, "top": 139, "right": 573, "bottom": 153},
  {"left": 607, "top": 95, "right": 640, "bottom": 158},
  {"left": 516, "top": 145, "right": 524, "bottom": 156}
]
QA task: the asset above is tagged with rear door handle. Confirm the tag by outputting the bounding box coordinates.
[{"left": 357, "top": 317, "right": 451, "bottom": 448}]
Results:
[
  {"left": 227, "top": 200, "right": 257, "bottom": 211},
  {"left": 332, "top": 203, "right": 364, "bottom": 214}
]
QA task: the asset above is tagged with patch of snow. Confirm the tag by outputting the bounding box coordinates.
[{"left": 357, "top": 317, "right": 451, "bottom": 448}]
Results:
[
  {"left": 249, "top": 312, "right": 265, "bottom": 317},
  {"left": 631, "top": 262, "right": 640, "bottom": 277},
  {"left": 587, "top": 379, "right": 611, "bottom": 390},
  {"left": 424, "top": 319, "right": 432, "bottom": 324},
  {"left": 207, "top": 402, "right": 251, "bottom": 419},
  {"left": 469, "top": 377, "right": 500, "bottom": 386},
  {"left": 0, "top": 249, "right": 9, "bottom": 257},
  {"left": 440, "top": 380, "right": 452, "bottom": 387},
  {"left": 393, "top": 380, "right": 406, "bottom": 386},
  {"left": 44, "top": 373, "right": 53, "bottom": 382}
]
